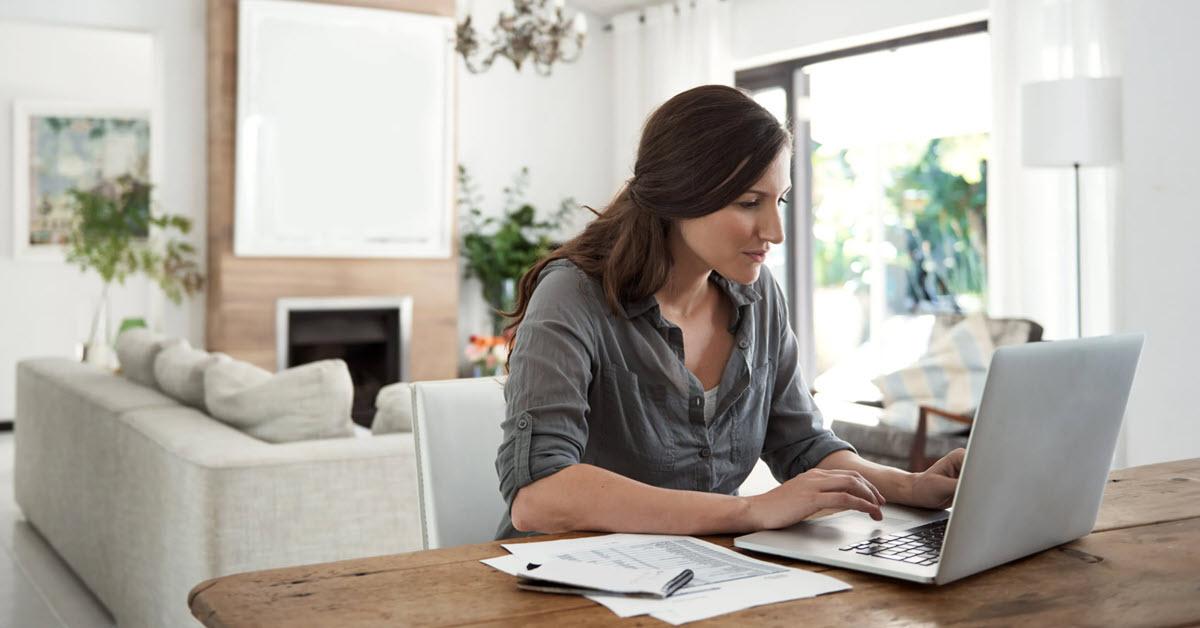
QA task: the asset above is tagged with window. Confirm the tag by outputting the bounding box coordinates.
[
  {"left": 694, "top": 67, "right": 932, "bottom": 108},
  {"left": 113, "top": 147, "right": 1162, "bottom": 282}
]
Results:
[
  {"left": 737, "top": 24, "right": 990, "bottom": 405},
  {"left": 748, "top": 86, "right": 790, "bottom": 303}
]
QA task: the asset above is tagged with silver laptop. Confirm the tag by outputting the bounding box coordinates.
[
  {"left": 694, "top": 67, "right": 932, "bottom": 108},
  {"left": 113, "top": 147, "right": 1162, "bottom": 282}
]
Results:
[{"left": 735, "top": 333, "right": 1144, "bottom": 585}]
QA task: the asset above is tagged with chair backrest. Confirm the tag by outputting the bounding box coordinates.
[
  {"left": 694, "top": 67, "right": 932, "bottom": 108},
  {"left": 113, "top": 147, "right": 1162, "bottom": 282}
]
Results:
[
  {"left": 931, "top": 314, "right": 1044, "bottom": 346},
  {"left": 410, "top": 376, "right": 508, "bottom": 549}
]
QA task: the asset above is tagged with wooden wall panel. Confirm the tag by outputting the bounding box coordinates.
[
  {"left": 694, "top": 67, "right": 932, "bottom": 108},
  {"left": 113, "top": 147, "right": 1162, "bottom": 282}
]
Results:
[{"left": 206, "top": 0, "right": 458, "bottom": 381}]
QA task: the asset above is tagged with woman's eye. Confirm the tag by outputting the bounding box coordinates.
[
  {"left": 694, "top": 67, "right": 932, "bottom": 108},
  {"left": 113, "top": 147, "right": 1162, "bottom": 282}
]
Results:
[{"left": 740, "top": 197, "right": 788, "bottom": 209}]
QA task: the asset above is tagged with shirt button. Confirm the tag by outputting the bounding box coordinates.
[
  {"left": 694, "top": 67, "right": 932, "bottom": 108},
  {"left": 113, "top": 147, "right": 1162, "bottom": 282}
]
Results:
[
  {"left": 693, "top": 397, "right": 702, "bottom": 408},
  {"left": 517, "top": 418, "right": 529, "bottom": 429},
  {"left": 700, "top": 447, "right": 711, "bottom": 458},
  {"left": 739, "top": 339, "right": 749, "bottom": 349}
]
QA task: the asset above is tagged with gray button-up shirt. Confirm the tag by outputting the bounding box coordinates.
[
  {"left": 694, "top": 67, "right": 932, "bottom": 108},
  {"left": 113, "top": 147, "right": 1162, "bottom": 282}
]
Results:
[{"left": 494, "top": 259, "right": 853, "bottom": 539}]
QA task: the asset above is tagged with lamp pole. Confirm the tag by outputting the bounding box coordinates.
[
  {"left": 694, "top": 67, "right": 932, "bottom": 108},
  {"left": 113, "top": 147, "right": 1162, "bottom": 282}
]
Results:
[{"left": 1080, "top": 163, "right": 1089, "bottom": 338}]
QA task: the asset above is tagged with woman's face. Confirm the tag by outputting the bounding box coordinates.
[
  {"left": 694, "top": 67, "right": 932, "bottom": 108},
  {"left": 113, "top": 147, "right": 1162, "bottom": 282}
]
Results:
[{"left": 675, "top": 149, "right": 789, "bottom": 285}]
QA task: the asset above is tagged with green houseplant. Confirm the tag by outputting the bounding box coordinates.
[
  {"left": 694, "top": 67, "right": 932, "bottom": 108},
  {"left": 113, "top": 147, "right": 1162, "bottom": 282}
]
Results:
[
  {"left": 65, "top": 173, "right": 204, "bottom": 366},
  {"left": 458, "top": 165, "right": 575, "bottom": 333}
]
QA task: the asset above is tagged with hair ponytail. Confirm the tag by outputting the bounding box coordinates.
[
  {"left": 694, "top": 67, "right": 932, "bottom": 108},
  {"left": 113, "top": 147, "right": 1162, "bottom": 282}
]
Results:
[{"left": 501, "top": 186, "right": 668, "bottom": 332}]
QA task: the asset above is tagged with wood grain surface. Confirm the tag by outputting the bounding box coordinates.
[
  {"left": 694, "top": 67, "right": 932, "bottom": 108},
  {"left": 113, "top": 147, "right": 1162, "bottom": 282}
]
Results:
[
  {"left": 190, "top": 459, "right": 1200, "bottom": 627},
  {"left": 205, "top": 0, "right": 459, "bottom": 380}
]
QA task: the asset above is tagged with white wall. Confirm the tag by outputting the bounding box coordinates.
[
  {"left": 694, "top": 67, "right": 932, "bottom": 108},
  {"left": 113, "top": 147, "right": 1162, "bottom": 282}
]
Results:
[
  {"left": 731, "top": 0, "right": 988, "bottom": 67},
  {"left": 0, "top": 18, "right": 174, "bottom": 420},
  {"left": 1117, "top": 0, "right": 1200, "bottom": 466},
  {"left": 455, "top": 0, "right": 614, "bottom": 372},
  {"left": 0, "top": 1, "right": 207, "bottom": 347},
  {"left": 0, "top": 1, "right": 206, "bottom": 418}
]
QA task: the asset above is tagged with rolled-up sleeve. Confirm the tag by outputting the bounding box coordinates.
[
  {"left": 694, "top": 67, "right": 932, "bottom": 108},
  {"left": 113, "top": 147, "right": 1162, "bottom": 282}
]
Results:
[
  {"left": 495, "top": 266, "right": 596, "bottom": 512},
  {"left": 761, "top": 286, "right": 854, "bottom": 482}
]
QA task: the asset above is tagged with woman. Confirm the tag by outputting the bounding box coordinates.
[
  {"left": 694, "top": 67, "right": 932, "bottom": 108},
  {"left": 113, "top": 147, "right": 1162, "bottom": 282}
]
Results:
[{"left": 494, "top": 85, "right": 963, "bottom": 540}]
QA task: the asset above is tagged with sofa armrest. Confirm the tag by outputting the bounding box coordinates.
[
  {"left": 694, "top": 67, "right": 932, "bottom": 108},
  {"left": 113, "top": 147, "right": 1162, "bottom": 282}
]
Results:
[
  {"left": 115, "top": 405, "right": 421, "bottom": 627},
  {"left": 830, "top": 419, "right": 968, "bottom": 472},
  {"left": 911, "top": 405, "right": 972, "bottom": 471}
]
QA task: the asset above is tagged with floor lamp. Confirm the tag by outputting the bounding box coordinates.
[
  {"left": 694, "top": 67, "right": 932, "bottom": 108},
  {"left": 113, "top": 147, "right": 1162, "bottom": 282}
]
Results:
[{"left": 1021, "top": 77, "right": 1122, "bottom": 338}]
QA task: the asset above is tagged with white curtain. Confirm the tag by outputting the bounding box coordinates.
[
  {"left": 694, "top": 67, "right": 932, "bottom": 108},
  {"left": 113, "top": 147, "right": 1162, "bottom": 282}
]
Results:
[
  {"left": 610, "top": 0, "right": 732, "bottom": 188},
  {"left": 988, "top": 0, "right": 1122, "bottom": 341}
]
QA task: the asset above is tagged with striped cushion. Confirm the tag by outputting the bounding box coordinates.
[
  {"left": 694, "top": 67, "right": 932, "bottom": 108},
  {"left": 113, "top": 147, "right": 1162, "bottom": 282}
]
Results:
[{"left": 871, "top": 314, "right": 995, "bottom": 433}]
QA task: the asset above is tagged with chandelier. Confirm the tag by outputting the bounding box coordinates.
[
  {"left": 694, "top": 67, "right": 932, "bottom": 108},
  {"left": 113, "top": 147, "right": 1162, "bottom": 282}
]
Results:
[{"left": 455, "top": 0, "right": 588, "bottom": 76}]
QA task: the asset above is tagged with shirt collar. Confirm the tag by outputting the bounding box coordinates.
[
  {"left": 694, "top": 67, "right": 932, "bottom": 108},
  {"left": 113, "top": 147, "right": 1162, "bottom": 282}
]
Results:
[{"left": 622, "top": 271, "right": 763, "bottom": 322}]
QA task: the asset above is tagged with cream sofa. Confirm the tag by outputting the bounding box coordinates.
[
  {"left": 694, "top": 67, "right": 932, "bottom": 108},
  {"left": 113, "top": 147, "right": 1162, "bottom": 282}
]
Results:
[{"left": 14, "top": 358, "right": 422, "bottom": 628}]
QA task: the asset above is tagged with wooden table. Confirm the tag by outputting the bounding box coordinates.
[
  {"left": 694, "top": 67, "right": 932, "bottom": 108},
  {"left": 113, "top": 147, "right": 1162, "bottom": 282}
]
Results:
[{"left": 190, "top": 459, "right": 1200, "bottom": 626}]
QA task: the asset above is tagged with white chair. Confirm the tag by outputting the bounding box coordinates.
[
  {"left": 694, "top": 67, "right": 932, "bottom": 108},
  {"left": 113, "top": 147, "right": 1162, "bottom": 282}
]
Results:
[
  {"left": 410, "top": 376, "right": 509, "bottom": 549},
  {"left": 408, "top": 375, "right": 780, "bottom": 549}
]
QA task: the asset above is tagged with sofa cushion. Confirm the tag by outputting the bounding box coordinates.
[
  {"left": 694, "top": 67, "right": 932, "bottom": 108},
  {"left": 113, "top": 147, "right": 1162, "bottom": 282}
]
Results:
[
  {"left": 204, "top": 358, "right": 355, "bottom": 443},
  {"left": 372, "top": 382, "right": 413, "bottom": 435},
  {"left": 115, "top": 328, "right": 177, "bottom": 388},
  {"left": 153, "top": 341, "right": 225, "bottom": 411},
  {"left": 872, "top": 314, "right": 994, "bottom": 433}
]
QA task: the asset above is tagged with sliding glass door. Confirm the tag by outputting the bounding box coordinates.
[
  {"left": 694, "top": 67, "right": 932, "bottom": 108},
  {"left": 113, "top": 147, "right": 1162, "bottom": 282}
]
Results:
[{"left": 737, "top": 25, "right": 991, "bottom": 404}]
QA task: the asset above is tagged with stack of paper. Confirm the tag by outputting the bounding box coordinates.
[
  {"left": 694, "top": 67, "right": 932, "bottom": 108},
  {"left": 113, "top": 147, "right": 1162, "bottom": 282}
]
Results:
[
  {"left": 516, "top": 559, "right": 693, "bottom": 598},
  {"left": 483, "top": 534, "right": 850, "bottom": 625}
]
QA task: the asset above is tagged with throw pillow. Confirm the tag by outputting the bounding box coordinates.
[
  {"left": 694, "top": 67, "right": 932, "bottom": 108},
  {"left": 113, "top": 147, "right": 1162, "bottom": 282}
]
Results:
[
  {"left": 371, "top": 382, "right": 413, "bottom": 435},
  {"left": 204, "top": 358, "right": 355, "bottom": 443},
  {"left": 872, "top": 314, "right": 995, "bottom": 434},
  {"left": 153, "top": 340, "right": 226, "bottom": 411},
  {"left": 115, "top": 328, "right": 178, "bottom": 388}
]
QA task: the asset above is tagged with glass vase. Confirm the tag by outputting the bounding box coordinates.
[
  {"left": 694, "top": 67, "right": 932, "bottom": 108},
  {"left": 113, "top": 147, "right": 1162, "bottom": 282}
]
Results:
[
  {"left": 83, "top": 283, "right": 115, "bottom": 369},
  {"left": 485, "top": 277, "right": 517, "bottom": 335}
]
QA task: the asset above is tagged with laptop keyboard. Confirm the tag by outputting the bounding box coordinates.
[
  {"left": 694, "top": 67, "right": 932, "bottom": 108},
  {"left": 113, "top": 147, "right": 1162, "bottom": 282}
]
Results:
[{"left": 837, "top": 519, "right": 947, "bottom": 566}]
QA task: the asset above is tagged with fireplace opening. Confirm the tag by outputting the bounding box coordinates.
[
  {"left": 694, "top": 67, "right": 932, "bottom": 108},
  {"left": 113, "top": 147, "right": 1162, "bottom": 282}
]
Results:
[{"left": 277, "top": 298, "right": 412, "bottom": 428}]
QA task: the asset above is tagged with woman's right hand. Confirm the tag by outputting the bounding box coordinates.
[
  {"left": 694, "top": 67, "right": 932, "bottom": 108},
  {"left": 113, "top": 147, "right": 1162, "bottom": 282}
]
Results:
[{"left": 746, "top": 468, "right": 885, "bottom": 530}]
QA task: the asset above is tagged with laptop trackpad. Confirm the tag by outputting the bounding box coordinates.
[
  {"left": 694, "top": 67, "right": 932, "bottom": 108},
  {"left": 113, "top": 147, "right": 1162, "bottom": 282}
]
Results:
[{"left": 797, "top": 510, "right": 919, "bottom": 540}]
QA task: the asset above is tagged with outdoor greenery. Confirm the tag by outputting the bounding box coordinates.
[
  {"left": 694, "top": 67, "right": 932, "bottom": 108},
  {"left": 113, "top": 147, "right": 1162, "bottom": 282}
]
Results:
[
  {"left": 811, "top": 133, "right": 987, "bottom": 314},
  {"left": 886, "top": 138, "right": 987, "bottom": 311},
  {"left": 64, "top": 173, "right": 204, "bottom": 305},
  {"left": 458, "top": 165, "right": 575, "bottom": 328},
  {"left": 812, "top": 145, "right": 867, "bottom": 288}
]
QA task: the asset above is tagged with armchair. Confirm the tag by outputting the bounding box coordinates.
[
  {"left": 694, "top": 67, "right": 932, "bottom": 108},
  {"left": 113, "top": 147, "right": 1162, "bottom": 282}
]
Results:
[{"left": 828, "top": 315, "right": 1043, "bottom": 472}]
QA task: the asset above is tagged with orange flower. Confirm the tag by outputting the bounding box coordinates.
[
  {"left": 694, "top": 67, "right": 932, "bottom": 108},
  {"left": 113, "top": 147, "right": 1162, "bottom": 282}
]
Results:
[{"left": 465, "top": 334, "right": 509, "bottom": 363}]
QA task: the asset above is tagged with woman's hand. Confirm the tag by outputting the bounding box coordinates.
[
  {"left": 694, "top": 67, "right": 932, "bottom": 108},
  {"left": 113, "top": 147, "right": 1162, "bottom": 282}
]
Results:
[
  {"left": 746, "top": 468, "right": 885, "bottom": 530},
  {"left": 906, "top": 448, "right": 966, "bottom": 510}
]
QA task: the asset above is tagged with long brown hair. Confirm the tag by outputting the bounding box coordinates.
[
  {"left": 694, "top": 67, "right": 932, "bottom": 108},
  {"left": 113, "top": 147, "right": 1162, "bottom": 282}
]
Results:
[{"left": 502, "top": 85, "right": 790, "bottom": 360}]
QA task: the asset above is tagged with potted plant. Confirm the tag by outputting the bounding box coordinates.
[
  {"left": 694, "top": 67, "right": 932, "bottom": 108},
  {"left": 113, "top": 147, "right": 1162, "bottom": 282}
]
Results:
[
  {"left": 64, "top": 173, "right": 204, "bottom": 366},
  {"left": 458, "top": 165, "right": 575, "bottom": 334}
]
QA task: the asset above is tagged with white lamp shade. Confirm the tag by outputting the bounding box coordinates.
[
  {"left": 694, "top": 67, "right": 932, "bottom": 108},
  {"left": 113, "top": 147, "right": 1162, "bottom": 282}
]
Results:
[{"left": 1022, "top": 77, "right": 1122, "bottom": 166}]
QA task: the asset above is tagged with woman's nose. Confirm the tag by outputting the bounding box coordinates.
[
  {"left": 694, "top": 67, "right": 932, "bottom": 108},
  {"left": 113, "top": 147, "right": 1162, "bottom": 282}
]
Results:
[{"left": 759, "top": 207, "right": 785, "bottom": 245}]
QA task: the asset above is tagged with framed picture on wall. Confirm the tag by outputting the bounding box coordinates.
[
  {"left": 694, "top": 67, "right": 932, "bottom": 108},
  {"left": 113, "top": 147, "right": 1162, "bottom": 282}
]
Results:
[
  {"left": 11, "top": 101, "right": 152, "bottom": 261},
  {"left": 234, "top": 0, "right": 456, "bottom": 259}
]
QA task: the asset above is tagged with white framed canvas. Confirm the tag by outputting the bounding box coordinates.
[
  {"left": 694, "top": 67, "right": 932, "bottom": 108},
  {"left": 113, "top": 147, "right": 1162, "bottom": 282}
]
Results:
[
  {"left": 11, "top": 102, "right": 152, "bottom": 261},
  {"left": 234, "top": 0, "right": 456, "bottom": 259}
]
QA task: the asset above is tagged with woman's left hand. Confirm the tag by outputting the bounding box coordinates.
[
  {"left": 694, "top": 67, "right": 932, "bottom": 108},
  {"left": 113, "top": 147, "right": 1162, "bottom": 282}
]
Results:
[{"left": 906, "top": 449, "right": 965, "bottom": 510}]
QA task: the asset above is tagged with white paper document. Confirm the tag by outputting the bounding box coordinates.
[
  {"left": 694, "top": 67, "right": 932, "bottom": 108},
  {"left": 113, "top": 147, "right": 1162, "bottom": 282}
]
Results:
[
  {"left": 516, "top": 559, "right": 692, "bottom": 597},
  {"left": 481, "top": 553, "right": 525, "bottom": 575},
  {"left": 482, "top": 534, "right": 850, "bottom": 625}
]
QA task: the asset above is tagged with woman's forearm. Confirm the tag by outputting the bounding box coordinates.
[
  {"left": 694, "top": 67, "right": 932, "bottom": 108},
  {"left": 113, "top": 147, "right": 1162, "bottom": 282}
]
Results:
[
  {"left": 511, "top": 463, "right": 757, "bottom": 535},
  {"left": 815, "top": 449, "right": 915, "bottom": 504}
]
